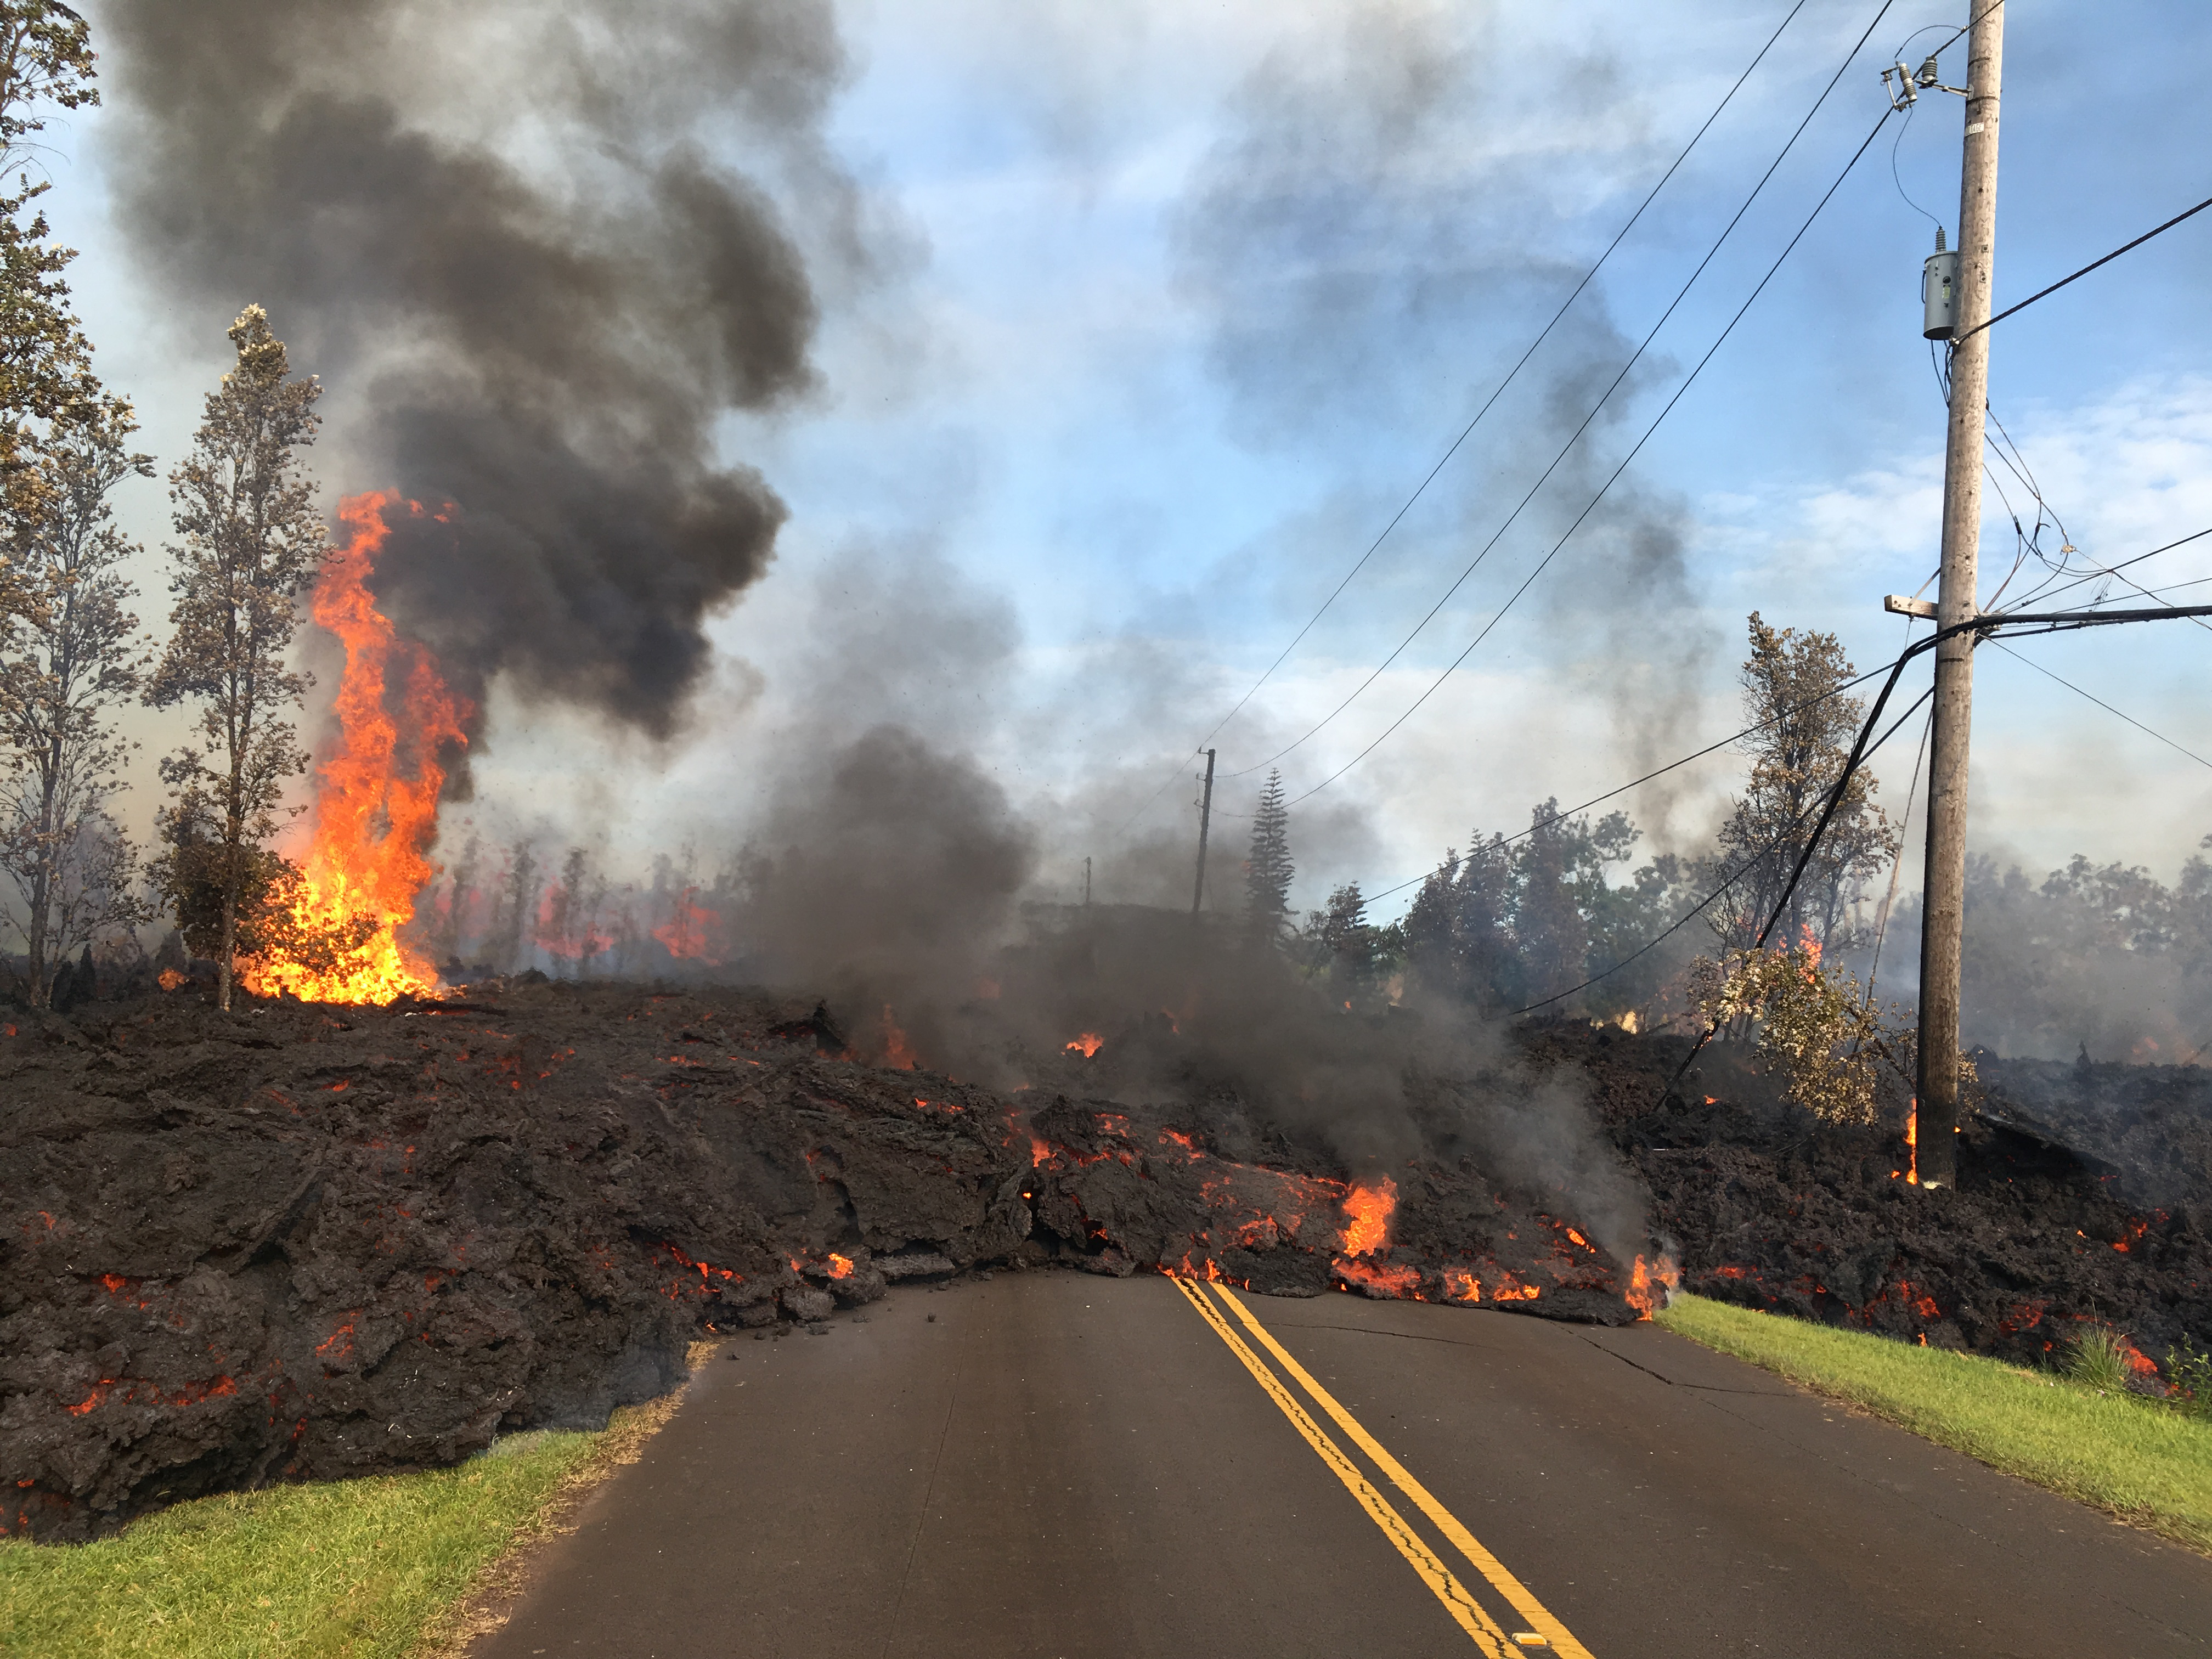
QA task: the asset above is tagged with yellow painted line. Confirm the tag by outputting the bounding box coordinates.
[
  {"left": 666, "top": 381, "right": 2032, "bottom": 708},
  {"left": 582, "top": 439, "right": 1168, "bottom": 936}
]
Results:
[
  {"left": 1168, "top": 1275, "right": 1516, "bottom": 1657},
  {"left": 1198, "top": 1280, "right": 1596, "bottom": 1659}
]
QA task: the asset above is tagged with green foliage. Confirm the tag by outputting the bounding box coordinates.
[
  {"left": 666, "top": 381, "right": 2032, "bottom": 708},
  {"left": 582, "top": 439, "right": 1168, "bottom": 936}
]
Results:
[
  {"left": 2063, "top": 1325, "right": 2143, "bottom": 1393},
  {"left": 1243, "top": 767, "right": 1294, "bottom": 944},
  {"left": 2168, "top": 1343, "right": 2212, "bottom": 1421},
  {"left": 0, "top": 1429, "right": 600, "bottom": 1658},
  {"left": 1705, "top": 612, "right": 1899, "bottom": 953},
  {"left": 1658, "top": 1293, "right": 2212, "bottom": 1555},
  {"left": 145, "top": 306, "right": 328, "bottom": 1009},
  {"left": 1402, "top": 799, "right": 1691, "bottom": 1019}
]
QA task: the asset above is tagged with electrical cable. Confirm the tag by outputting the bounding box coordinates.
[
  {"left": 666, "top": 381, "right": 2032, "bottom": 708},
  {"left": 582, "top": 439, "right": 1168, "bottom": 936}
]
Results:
[
  {"left": 1209, "top": 0, "right": 1900, "bottom": 789},
  {"left": 1954, "top": 189, "right": 2212, "bottom": 346},
  {"left": 1106, "top": 0, "right": 1820, "bottom": 834},
  {"left": 1285, "top": 100, "right": 1900, "bottom": 808},
  {"left": 1358, "top": 661, "right": 1897, "bottom": 907},
  {"left": 1988, "top": 639, "right": 2212, "bottom": 772},
  {"left": 1514, "top": 681, "right": 1934, "bottom": 1015}
]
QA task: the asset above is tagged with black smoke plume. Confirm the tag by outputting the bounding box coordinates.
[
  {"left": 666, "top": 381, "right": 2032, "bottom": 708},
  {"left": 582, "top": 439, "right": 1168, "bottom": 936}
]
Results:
[{"left": 102, "top": 0, "right": 856, "bottom": 748}]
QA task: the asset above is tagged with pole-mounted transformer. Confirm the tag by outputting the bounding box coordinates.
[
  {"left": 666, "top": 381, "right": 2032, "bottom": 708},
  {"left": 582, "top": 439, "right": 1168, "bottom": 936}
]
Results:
[{"left": 1922, "top": 224, "right": 1959, "bottom": 340}]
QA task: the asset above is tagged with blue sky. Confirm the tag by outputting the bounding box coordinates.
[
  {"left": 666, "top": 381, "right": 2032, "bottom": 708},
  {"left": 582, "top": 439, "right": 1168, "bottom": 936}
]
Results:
[{"left": 50, "top": 0, "right": 2212, "bottom": 920}]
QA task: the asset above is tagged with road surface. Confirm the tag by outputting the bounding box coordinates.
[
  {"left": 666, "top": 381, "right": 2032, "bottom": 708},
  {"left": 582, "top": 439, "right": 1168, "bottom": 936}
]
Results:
[{"left": 472, "top": 1272, "right": 2210, "bottom": 1658}]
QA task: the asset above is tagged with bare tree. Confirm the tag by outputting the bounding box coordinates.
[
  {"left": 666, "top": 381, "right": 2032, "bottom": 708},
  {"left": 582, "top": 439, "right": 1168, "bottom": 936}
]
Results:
[
  {"left": 0, "top": 399, "right": 153, "bottom": 1003},
  {"left": 145, "top": 306, "right": 326, "bottom": 1009}
]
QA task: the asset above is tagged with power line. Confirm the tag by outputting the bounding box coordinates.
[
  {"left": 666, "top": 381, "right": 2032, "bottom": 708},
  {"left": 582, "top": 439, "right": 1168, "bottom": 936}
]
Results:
[
  {"left": 1989, "top": 639, "right": 2212, "bottom": 771},
  {"left": 1954, "top": 189, "right": 2212, "bottom": 345},
  {"left": 1285, "top": 100, "right": 1900, "bottom": 808},
  {"left": 1514, "top": 682, "right": 1934, "bottom": 1015},
  {"left": 1108, "top": 0, "right": 1822, "bottom": 833},
  {"left": 1359, "top": 661, "right": 1897, "bottom": 907},
  {"left": 1220, "top": 0, "right": 1899, "bottom": 789}
]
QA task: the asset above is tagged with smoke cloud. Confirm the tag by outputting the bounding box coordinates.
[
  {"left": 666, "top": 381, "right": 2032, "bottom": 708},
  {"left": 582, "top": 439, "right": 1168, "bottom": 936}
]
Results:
[
  {"left": 103, "top": 0, "right": 859, "bottom": 747},
  {"left": 1169, "top": 1, "right": 1717, "bottom": 847}
]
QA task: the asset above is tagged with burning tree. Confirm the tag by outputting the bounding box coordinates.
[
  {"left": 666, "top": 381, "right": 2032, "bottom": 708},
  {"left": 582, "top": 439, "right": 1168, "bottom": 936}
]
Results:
[
  {"left": 0, "top": 400, "right": 155, "bottom": 1005},
  {"left": 145, "top": 306, "right": 328, "bottom": 1010}
]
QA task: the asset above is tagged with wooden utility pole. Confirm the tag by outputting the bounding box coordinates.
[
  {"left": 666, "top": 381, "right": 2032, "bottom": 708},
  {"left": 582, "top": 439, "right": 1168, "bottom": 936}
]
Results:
[
  {"left": 1189, "top": 749, "right": 1216, "bottom": 918},
  {"left": 1916, "top": 1, "right": 2004, "bottom": 1190},
  {"left": 1084, "top": 856, "right": 1092, "bottom": 907}
]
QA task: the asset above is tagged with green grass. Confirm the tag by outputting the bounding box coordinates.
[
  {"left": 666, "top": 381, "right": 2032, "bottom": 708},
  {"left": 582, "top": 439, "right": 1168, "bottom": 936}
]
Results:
[
  {"left": 1657, "top": 1292, "right": 2212, "bottom": 1554},
  {"left": 0, "top": 1429, "right": 604, "bottom": 1658}
]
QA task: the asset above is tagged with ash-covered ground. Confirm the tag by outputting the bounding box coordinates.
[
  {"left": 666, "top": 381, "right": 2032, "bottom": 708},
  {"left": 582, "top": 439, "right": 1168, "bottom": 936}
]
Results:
[
  {"left": 2, "top": 978, "right": 1638, "bottom": 1543},
  {"left": 1534, "top": 1021, "right": 2212, "bottom": 1373}
]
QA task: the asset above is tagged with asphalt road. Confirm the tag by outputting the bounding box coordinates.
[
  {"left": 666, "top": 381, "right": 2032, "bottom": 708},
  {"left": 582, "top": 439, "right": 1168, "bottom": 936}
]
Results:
[{"left": 472, "top": 1272, "right": 2211, "bottom": 1658}]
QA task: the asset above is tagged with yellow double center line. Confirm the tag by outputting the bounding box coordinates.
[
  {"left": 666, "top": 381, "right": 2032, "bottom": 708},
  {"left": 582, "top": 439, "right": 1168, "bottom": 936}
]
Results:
[{"left": 1170, "top": 1274, "right": 1594, "bottom": 1659}]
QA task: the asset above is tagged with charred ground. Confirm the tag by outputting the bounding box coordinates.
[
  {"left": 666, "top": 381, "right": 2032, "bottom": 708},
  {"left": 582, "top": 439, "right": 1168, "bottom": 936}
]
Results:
[
  {"left": 6, "top": 983, "right": 2208, "bottom": 1544},
  {"left": 1534, "top": 1019, "right": 2212, "bottom": 1374},
  {"left": 3, "top": 978, "right": 1629, "bottom": 1543}
]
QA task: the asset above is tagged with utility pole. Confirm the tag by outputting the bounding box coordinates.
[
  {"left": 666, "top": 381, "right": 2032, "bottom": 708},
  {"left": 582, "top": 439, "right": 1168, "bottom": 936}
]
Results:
[
  {"left": 1916, "top": 1, "right": 2004, "bottom": 1190},
  {"left": 1189, "top": 749, "right": 1216, "bottom": 919},
  {"left": 1084, "top": 855, "right": 1092, "bottom": 908}
]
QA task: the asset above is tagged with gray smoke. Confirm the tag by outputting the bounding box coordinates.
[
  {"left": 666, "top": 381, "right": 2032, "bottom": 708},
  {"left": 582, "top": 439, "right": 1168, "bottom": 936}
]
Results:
[
  {"left": 1169, "top": 1, "right": 1716, "bottom": 847},
  {"left": 103, "top": 0, "right": 858, "bottom": 748}
]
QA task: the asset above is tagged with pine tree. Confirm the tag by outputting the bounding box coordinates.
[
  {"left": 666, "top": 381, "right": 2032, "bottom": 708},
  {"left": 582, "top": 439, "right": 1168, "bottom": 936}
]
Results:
[
  {"left": 1243, "top": 767, "right": 1294, "bottom": 945},
  {"left": 145, "top": 307, "right": 328, "bottom": 1009},
  {"left": 0, "top": 398, "right": 155, "bottom": 1004}
]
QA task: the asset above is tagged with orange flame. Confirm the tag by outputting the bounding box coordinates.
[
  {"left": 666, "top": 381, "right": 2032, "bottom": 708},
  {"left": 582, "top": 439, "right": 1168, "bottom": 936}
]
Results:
[
  {"left": 881, "top": 1006, "right": 920, "bottom": 1070},
  {"left": 242, "top": 494, "right": 469, "bottom": 1004},
  {"left": 156, "top": 968, "right": 187, "bottom": 991},
  {"left": 1624, "top": 1252, "right": 1680, "bottom": 1320},
  {"left": 1340, "top": 1176, "right": 1397, "bottom": 1256},
  {"left": 1441, "top": 1268, "right": 1482, "bottom": 1303},
  {"left": 652, "top": 887, "right": 720, "bottom": 963},
  {"left": 1904, "top": 1099, "right": 1918, "bottom": 1185},
  {"left": 1065, "top": 1031, "right": 1104, "bottom": 1057}
]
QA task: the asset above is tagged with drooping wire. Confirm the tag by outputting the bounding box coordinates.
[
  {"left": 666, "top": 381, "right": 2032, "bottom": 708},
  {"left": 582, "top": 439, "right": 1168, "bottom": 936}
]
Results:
[{"left": 1989, "top": 639, "right": 2212, "bottom": 772}]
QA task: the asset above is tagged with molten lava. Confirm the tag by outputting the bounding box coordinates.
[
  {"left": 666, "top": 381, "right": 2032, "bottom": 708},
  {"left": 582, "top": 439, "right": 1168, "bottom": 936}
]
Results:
[
  {"left": 1624, "top": 1252, "right": 1680, "bottom": 1319},
  {"left": 1065, "top": 1031, "right": 1104, "bottom": 1057},
  {"left": 241, "top": 494, "right": 469, "bottom": 1005},
  {"left": 825, "top": 1252, "right": 855, "bottom": 1280},
  {"left": 1339, "top": 1176, "right": 1397, "bottom": 1256}
]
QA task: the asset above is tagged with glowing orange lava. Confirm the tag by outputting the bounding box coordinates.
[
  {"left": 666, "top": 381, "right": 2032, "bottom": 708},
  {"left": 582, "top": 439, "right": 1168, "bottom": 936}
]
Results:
[
  {"left": 881, "top": 1007, "right": 920, "bottom": 1070},
  {"left": 241, "top": 493, "right": 470, "bottom": 1004},
  {"left": 826, "top": 1252, "right": 855, "bottom": 1280},
  {"left": 1065, "top": 1031, "right": 1104, "bottom": 1057},
  {"left": 1339, "top": 1176, "right": 1397, "bottom": 1256},
  {"left": 1624, "top": 1251, "right": 1680, "bottom": 1319}
]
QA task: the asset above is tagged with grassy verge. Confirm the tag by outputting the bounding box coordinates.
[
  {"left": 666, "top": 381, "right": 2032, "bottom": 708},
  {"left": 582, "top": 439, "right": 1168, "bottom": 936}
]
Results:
[
  {"left": 0, "top": 1368, "right": 699, "bottom": 1659},
  {"left": 1656, "top": 1292, "right": 2212, "bottom": 1554}
]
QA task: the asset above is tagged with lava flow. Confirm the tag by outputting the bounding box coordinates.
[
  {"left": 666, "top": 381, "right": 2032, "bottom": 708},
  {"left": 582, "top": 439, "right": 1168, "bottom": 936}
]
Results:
[
  {"left": 1624, "top": 1252, "right": 1681, "bottom": 1319},
  {"left": 240, "top": 493, "right": 470, "bottom": 1005}
]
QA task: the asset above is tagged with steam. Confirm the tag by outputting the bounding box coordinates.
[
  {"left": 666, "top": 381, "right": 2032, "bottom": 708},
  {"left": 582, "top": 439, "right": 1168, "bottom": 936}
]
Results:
[{"left": 102, "top": 0, "right": 857, "bottom": 748}]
